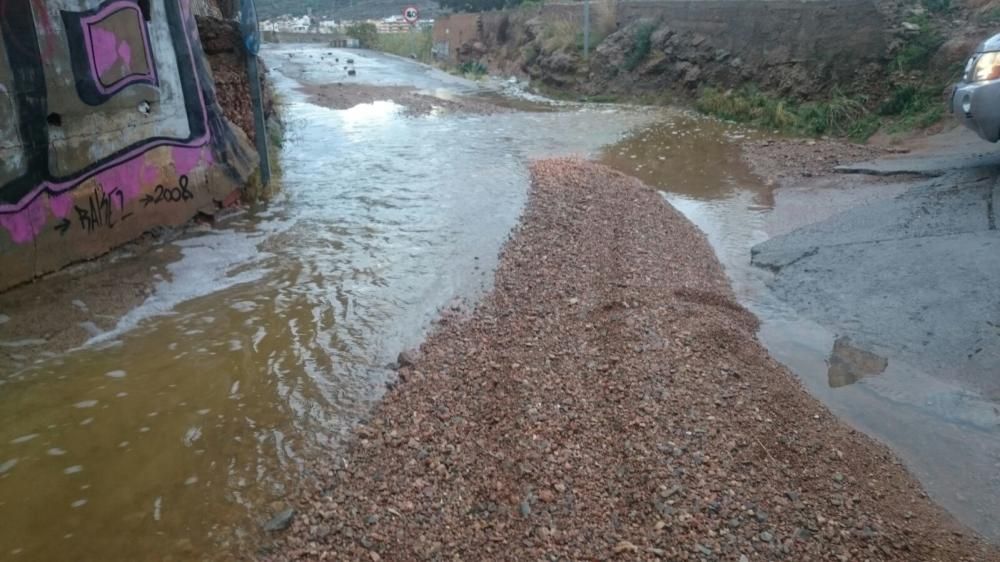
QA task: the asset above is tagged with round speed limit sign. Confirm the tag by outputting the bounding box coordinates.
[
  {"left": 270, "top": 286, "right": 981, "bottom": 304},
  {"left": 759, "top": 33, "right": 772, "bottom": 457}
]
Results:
[{"left": 402, "top": 5, "right": 419, "bottom": 24}]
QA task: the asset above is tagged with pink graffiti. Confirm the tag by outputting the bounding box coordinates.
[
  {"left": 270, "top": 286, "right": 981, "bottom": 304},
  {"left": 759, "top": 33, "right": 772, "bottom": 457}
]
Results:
[
  {"left": 117, "top": 39, "right": 132, "bottom": 69},
  {"left": 95, "top": 153, "right": 158, "bottom": 203},
  {"left": 48, "top": 192, "right": 74, "bottom": 218},
  {"left": 0, "top": 196, "right": 48, "bottom": 244},
  {"left": 0, "top": 0, "right": 216, "bottom": 246},
  {"left": 171, "top": 146, "right": 209, "bottom": 176},
  {"left": 91, "top": 27, "right": 126, "bottom": 79}
]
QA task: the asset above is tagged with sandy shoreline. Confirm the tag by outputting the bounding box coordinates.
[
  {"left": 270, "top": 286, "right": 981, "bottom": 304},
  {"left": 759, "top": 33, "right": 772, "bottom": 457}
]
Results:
[{"left": 265, "top": 159, "right": 996, "bottom": 560}]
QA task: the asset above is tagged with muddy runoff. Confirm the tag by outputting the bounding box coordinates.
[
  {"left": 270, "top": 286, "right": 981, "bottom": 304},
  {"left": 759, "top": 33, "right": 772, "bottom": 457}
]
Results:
[
  {"left": 598, "top": 121, "right": 1000, "bottom": 542},
  {"left": 0, "top": 46, "right": 660, "bottom": 560}
]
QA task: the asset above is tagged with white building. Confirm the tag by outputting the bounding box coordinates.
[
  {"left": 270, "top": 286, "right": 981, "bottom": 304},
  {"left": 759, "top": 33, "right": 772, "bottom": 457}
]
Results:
[
  {"left": 375, "top": 15, "right": 411, "bottom": 34},
  {"left": 260, "top": 15, "right": 312, "bottom": 33}
]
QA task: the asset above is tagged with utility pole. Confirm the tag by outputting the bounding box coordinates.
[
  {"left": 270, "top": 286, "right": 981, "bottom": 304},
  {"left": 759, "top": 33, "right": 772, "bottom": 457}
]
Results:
[
  {"left": 583, "top": 0, "right": 590, "bottom": 59},
  {"left": 240, "top": 0, "right": 270, "bottom": 187}
]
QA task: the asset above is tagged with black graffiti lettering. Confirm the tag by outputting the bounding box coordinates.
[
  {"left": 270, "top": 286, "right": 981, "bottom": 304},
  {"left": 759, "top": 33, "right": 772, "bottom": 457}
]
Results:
[
  {"left": 74, "top": 205, "right": 92, "bottom": 231},
  {"left": 142, "top": 175, "right": 193, "bottom": 207},
  {"left": 179, "top": 175, "right": 193, "bottom": 200},
  {"left": 74, "top": 186, "right": 129, "bottom": 233}
]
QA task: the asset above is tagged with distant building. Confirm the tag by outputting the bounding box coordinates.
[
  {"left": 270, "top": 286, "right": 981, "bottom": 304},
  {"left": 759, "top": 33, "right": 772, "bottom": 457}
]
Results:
[
  {"left": 262, "top": 15, "right": 340, "bottom": 34},
  {"left": 261, "top": 15, "right": 310, "bottom": 33},
  {"left": 374, "top": 15, "right": 412, "bottom": 34}
]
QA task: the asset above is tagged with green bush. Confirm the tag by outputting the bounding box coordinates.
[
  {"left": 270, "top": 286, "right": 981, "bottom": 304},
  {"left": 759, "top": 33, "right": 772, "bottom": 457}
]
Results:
[
  {"left": 696, "top": 82, "right": 948, "bottom": 140},
  {"left": 696, "top": 87, "right": 874, "bottom": 139},
  {"left": 624, "top": 22, "right": 656, "bottom": 71},
  {"left": 847, "top": 115, "right": 882, "bottom": 142},
  {"left": 345, "top": 22, "right": 378, "bottom": 48},
  {"left": 879, "top": 84, "right": 945, "bottom": 133},
  {"left": 798, "top": 92, "right": 867, "bottom": 136},
  {"left": 459, "top": 60, "right": 488, "bottom": 77},
  {"left": 893, "top": 22, "right": 944, "bottom": 72},
  {"left": 878, "top": 85, "right": 927, "bottom": 116},
  {"left": 696, "top": 87, "right": 797, "bottom": 130}
]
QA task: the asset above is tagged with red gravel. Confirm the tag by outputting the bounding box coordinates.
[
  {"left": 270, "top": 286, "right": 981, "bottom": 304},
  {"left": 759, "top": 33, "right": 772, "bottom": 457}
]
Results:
[{"left": 266, "top": 159, "right": 997, "bottom": 561}]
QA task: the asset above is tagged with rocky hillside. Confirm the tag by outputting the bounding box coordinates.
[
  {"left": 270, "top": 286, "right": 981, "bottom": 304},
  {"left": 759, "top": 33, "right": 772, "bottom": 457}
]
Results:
[{"left": 454, "top": 0, "right": 1000, "bottom": 137}]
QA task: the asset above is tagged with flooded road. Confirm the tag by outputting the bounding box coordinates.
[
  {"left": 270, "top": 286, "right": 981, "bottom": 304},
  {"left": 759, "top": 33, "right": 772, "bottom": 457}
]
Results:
[
  {"left": 0, "top": 43, "right": 997, "bottom": 561},
  {"left": 598, "top": 120, "right": 1000, "bottom": 542},
  {"left": 0, "top": 46, "right": 659, "bottom": 560}
]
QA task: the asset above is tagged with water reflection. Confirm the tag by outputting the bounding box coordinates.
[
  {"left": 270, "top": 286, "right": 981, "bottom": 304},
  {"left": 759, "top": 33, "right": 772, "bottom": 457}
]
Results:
[{"left": 599, "top": 115, "right": 771, "bottom": 205}]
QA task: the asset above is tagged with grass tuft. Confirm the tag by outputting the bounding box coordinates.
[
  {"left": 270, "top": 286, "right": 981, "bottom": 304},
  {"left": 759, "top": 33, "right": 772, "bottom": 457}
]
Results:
[
  {"left": 696, "top": 87, "right": 878, "bottom": 140},
  {"left": 459, "top": 60, "right": 488, "bottom": 78}
]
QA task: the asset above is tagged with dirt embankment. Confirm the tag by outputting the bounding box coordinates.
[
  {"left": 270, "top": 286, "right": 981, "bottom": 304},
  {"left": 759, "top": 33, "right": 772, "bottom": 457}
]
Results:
[
  {"left": 454, "top": 1, "right": 888, "bottom": 101},
  {"left": 265, "top": 159, "right": 996, "bottom": 561},
  {"left": 448, "top": 0, "right": 999, "bottom": 114},
  {"left": 299, "top": 83, "right": 508, "bottom": 116}
]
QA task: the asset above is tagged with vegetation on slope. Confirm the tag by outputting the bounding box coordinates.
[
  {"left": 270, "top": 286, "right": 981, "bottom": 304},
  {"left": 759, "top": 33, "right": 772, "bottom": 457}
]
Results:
[{"left": 376, "top": 28, "right": 434, "bottom": 63}]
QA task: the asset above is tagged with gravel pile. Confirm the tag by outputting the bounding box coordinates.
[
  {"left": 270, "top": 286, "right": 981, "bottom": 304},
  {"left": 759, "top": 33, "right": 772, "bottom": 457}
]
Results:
[{"left": 267, "top": 159, "right": 996, "bottom": 561}]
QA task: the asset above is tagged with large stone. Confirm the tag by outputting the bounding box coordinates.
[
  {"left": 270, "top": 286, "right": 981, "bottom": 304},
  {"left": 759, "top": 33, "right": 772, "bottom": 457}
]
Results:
[{"left": 263, "top": 508, "right": 296, "bottom": 532}]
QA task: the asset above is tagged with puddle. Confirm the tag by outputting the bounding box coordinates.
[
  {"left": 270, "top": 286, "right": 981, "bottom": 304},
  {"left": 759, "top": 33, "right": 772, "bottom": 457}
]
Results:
[
  {"left": 600, "top": 119, "right": 1000, "bottom": 542},
  {"left": 0, "top": 45, "right": 661, "bottom": 560}
]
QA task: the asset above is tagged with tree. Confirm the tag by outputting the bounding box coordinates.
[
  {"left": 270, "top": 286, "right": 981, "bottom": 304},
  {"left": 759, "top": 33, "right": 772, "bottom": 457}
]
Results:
[
  {"left": 437, "top": 0, "right": 523, "bottom": 13},
  {"left": 345, "top": 22, "right": 378, "bottom": 48}
]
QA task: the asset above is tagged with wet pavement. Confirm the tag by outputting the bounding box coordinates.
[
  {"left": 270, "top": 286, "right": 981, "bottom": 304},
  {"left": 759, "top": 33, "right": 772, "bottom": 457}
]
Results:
[
  {"left": 599, "top": 121, "right": 1000, "bottom": 542},
  {"left": 752, "top": 162, "right": 1000, "bottom": 540},
  {"left": 0, "top": 46, "right": 660, "bottom": 560},
  {"left": 1, "top": 43, "right": 998, "bottom": 561}
]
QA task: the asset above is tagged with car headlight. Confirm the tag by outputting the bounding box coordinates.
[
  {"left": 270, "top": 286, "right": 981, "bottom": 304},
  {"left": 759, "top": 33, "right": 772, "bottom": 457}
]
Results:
[{"left": 972, "top": 51, "right": 1000, "bottom": 82}]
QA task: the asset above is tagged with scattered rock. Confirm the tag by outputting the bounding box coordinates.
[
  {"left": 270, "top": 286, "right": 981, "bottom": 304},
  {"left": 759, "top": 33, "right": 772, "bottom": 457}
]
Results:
[
  {"left": 263, "top": 508, "right": 295, "bottom": 532},
  {"left": 397, "top": 349, "right": 419, "bottom": 369}
]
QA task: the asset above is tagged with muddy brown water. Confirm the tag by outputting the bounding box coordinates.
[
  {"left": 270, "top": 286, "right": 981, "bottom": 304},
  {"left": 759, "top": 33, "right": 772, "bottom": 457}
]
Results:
[
  {"left": 1, "top": 44, "right": 997, "bottom": 561},
  {"left": 0, "top": 46, "right": 661, "bottom": 560}
]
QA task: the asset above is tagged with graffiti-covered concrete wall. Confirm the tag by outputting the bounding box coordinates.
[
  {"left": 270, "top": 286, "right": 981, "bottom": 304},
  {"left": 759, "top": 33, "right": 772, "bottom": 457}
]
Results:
[{"left": 0, "top": 0, "right": 256, "bottom": 291}]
